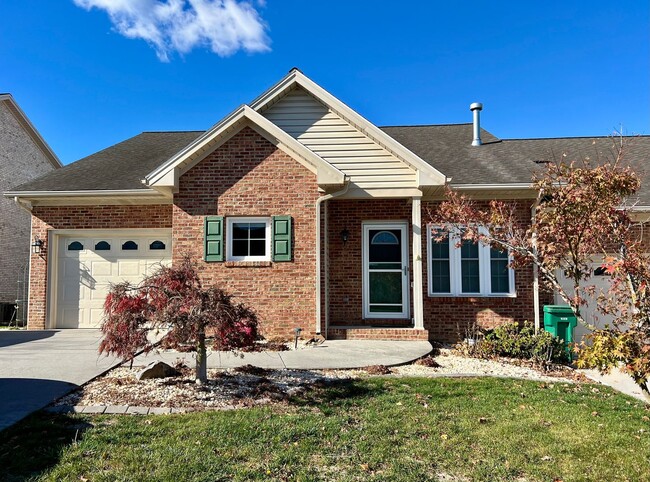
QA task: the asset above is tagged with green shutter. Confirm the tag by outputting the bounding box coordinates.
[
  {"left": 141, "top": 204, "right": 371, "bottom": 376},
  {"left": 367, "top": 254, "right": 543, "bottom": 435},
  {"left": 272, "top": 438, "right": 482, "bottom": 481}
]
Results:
[
  {"left": 272, "top": 215, "right": 292, "bottom": 262},
  {"left": 204, "top": 216, "right": 224, "bottom": 262}
]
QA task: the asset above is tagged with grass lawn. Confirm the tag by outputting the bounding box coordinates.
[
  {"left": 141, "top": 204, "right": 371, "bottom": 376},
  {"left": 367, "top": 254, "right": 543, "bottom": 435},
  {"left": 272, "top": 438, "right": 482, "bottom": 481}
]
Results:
[{"left": 1, "top": 376, "right": 649, "bottom": 481}]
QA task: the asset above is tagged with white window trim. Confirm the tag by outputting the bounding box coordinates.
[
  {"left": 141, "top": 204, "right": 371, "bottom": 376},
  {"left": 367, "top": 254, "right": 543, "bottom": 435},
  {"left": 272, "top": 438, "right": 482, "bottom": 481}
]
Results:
[
  {"left": 427, "top": 225, "right": 516, "bottom": 298},
  {"left": 226, "top": 217, "right": 272, "bottom": 262}
]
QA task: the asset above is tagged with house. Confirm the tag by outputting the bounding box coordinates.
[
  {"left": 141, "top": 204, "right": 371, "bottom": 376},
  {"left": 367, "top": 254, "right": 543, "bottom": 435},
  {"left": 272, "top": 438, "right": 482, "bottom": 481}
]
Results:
[
  {"left": 5, "top": 70, "right": 650, "bottom": 341},
  {"left": 0, "top": 94, "right": 61, "bottom": 324}
]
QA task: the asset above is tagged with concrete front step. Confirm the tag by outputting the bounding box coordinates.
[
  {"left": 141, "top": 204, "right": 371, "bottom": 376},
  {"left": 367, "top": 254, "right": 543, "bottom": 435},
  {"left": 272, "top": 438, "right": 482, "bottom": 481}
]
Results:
[{"left": 327, "top": 327, "right": 429, "bottom": 341}]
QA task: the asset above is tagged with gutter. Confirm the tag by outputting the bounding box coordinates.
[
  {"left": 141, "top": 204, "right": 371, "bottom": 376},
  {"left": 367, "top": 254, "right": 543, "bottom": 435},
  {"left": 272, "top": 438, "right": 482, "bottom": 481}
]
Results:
[
  {"left": 315, "top": 179, "right": 350, "bottom": 335},
  {"left": 14, "top": 196, "right": 32, "bottom": 214}
]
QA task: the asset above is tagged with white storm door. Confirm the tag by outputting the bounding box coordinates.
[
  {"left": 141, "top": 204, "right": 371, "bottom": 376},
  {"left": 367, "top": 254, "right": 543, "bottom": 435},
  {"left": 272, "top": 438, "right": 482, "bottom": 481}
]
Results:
[{"left": 362, "top": 222, "right": 410, "bottom": 319}]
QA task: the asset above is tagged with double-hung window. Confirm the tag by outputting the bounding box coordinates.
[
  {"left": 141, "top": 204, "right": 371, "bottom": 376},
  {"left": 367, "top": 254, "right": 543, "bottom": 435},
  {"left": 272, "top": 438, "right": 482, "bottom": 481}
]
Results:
[
  {"left": 427, "top": 225, "right": 515, "bottom": 296},
  {"left": 227, "top": 217, "right": 271, "bottom": 261}
]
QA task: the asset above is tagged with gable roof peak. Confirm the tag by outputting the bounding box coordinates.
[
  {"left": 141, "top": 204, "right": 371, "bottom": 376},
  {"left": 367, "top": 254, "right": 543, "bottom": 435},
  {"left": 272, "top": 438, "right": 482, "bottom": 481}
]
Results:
[{"left": 250, "top": 70, "right": 447, "bottom": 187}]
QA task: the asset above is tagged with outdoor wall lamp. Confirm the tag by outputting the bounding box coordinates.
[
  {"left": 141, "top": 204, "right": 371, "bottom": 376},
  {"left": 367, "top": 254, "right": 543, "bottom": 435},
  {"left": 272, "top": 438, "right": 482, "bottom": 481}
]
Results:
[
  {"left": 340, "top": 229, "right": 350, "bottom": 245},
  {"left": 31, "top": 236, "right": 45, "bottom": 255}
]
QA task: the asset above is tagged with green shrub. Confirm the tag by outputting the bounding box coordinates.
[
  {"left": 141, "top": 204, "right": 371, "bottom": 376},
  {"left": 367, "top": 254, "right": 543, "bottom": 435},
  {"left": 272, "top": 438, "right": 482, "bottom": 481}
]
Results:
[{"left": 462, "top": 322, "right": 569, "bottom": 364}]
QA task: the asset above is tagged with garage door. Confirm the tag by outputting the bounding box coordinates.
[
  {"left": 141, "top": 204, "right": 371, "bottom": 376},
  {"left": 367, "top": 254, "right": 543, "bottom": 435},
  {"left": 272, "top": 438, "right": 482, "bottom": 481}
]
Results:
[
  {"left": 56, "top": 233, "right": 172, "bottom": 328},
  {"left": 555, "top": 263, "right": 616, "bottom": 343}
]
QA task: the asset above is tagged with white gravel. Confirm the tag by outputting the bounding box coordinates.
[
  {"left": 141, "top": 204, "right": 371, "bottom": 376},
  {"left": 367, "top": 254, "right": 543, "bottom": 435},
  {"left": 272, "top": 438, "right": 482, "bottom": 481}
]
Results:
[
  {"left": 56, "top": 349, "right": 576, "bottom": 410},
  {"left": 392, "top": 350, "right": 574, "bottom": 383}
]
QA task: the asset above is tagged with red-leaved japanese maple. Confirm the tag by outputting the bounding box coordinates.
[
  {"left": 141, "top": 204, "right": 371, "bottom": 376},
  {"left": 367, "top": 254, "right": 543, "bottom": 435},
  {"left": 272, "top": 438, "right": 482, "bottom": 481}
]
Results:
[{"left": 99, "top": 257, "right": 258, "bottom": 383}]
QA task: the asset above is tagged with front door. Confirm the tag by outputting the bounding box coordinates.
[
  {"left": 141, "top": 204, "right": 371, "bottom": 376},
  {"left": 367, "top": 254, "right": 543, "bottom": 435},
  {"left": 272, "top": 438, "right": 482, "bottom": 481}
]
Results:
[{"left": 362, "top": 222, "right": 409, "bottom": 319}]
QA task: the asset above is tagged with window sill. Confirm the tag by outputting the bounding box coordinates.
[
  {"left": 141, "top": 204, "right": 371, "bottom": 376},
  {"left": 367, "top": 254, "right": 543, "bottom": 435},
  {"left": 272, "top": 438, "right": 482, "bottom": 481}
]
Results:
[
  {"left": 225, "top": 261, "right": 272, "bottom": 268},
  {"left": 427, "top": 293, "right": 517, "bottom": 299}
]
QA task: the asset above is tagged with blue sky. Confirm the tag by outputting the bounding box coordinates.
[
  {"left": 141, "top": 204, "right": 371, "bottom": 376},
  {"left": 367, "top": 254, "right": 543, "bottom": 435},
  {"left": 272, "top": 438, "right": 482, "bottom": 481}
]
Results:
[{"left": 1, "top": 1, "right": 648, "bottom": 165}]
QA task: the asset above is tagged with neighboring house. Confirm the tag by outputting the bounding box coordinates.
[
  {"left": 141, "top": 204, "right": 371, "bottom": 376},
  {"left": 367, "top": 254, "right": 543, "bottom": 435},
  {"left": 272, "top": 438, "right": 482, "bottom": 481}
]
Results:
[
  {"left": 0, "top": 94, "right": 61, "bottom": 323},
  {"left": 5, "top": 70, "right": 650, "bottom": 341}
]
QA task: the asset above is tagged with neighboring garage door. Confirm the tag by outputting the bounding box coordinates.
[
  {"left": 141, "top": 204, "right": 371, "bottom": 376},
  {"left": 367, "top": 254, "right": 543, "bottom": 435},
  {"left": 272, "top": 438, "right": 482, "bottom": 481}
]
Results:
[
  {"left": 555, "top": 262, "right": 616, "bottom": 343},
  {"left": 56, "top": 233, "right": 172, "bottom": 328}
]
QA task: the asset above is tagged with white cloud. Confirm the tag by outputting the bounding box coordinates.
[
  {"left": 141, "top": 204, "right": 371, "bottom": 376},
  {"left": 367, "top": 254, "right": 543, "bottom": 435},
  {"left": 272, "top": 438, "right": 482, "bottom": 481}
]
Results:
[{"left": 73, "top": 0, "right": 271, "bottom": 61}]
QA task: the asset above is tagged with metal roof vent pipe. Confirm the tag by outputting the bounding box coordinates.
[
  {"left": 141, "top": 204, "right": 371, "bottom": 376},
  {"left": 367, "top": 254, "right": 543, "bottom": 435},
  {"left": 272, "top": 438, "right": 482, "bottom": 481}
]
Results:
[{"left": 470, "top": 102, "right": 483, "bottom": 146}]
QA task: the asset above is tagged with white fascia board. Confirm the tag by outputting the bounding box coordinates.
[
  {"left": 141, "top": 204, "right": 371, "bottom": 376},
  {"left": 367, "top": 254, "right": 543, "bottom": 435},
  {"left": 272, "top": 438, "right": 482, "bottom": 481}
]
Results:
[
  {"left": 293, "top": 73, "right": 447, "bottom": 186},
  {"left": 145, "top": 105, "right": 248, "bottom": 185},
  {"left": 245, "top": 107, "right": 345, "bottom": 185},
  {"left": 248, "top": 71, "right": 298, "bottom": 111},
  {"left": 249, "top": 71, "right": 447, "bottom": 187},
  {"left": 145, "top": 104, "right": 345, "bottom": 189},
  {"left": 0, "top": 95, "right": 62, "bottom": 168}
]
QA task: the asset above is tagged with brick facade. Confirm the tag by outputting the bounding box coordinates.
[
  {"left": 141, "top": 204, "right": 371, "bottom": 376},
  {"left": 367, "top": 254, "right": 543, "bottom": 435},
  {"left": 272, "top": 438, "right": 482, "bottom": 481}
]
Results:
[
  {"left": 325, "top": 198, "right": 542, "bottom": 342},
  {"left": 26, "top": 127, "right": 547, "bottom": 343},
  {"left": 326, "top": 199, "right": 414, "bottom": 328},
  {"left": 0, "top": 102, "right": 57, "bottom": 309},
  {"left": 28, "top": 205, "right": 172, "bottom": 329},
  {"left": 172, "top": 127, "right": 320, "bottom": 340}
]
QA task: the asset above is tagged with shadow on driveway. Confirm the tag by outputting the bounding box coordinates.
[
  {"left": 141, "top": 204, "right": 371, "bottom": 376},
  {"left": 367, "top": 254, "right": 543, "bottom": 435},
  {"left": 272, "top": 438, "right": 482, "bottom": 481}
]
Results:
[
  {"left": 0, "top": 330, "right": 58, "bottom": 348},
  {"left": 0, "top": 378, "right": 78, "bottom": 432}
]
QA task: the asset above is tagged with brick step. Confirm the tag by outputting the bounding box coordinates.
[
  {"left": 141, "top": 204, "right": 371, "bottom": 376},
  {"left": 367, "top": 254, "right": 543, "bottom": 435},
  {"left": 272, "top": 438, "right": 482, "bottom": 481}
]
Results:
[{"left": 327, "top": 327, "right": 429, "bottom": 341}]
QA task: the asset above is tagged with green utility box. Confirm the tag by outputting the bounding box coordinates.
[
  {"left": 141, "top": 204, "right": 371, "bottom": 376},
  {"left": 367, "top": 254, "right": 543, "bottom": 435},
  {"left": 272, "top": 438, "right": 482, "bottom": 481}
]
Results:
[{"left": 543, "top": 305, "right": 578, "bottom": 360}]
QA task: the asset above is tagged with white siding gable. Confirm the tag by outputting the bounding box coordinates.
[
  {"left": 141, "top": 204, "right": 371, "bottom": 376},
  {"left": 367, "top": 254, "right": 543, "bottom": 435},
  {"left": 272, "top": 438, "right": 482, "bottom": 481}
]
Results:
[{"left": 262, "top": 87, "right": 417, "bottom": 189}]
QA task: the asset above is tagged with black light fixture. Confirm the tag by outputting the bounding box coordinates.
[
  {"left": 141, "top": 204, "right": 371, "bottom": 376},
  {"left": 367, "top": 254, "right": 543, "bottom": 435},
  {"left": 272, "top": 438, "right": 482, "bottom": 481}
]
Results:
[
  {"left": 340, "top": 228, "right": 350, "bottom": 245},
  {"left": 31, "top": 236, "right": 44, "bottom": 255}
]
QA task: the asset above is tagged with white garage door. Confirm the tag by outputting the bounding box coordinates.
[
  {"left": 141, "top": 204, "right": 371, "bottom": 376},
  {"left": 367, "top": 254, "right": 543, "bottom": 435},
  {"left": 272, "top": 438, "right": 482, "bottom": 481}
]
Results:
[
  {"left": 555, "top": 263, "right": 616, "bottom": 343},
  {"left": 56, "top": 233, "right": 172, "bottom": 328}
]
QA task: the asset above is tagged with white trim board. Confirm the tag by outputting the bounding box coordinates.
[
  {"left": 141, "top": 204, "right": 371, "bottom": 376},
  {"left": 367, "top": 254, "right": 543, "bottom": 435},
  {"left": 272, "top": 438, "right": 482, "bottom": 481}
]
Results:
[
  {"left": 250, "top": 70, "right": 447, "bottom": 188},
  {"left": 144, "top": 105, "right": 345, "bottom": 190}
]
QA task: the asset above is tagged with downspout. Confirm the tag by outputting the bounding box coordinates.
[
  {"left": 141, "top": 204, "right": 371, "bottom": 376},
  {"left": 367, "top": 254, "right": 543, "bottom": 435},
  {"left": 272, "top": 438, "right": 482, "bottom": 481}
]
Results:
[
  {"left": 531, "top": 199, "right": 540, "bottom": 333},
  {"left": 315, "top": 180, "right": 350, "bottom": 335}
]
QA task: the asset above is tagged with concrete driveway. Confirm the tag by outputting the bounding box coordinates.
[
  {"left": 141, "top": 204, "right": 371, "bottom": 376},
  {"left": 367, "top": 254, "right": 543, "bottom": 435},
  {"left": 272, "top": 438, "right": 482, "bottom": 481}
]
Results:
[{"left": 0, "top": 329, "right": 120, "bottom": 431}]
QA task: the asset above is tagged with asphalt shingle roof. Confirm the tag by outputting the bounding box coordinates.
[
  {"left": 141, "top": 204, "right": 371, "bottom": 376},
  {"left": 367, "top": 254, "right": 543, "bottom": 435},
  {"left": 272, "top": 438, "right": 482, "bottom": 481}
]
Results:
[
  {"left": 9, "top": 124, "right": 650, "bottom": 203},
  {"left": 381, "top": 124, "right": 650, "bottom": 203},
  {"left": 10, "top": 131, "right": 203, "bottom": 192}
]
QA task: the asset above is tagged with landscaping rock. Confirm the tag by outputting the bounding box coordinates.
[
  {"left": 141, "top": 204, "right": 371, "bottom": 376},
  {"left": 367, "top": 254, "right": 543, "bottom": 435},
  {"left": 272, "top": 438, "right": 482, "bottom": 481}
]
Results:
[{"left": 136, "top": 361, "right": 180, "bottom": 381}]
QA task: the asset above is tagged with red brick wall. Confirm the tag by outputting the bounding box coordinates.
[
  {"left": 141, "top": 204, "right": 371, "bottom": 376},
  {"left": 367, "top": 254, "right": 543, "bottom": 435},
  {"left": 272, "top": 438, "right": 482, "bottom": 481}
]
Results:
[
  {"left": 173, "top": 127, "right": 320, "bottom": 339},
  {"left": 28, "top": 205, "right": 172, "bottom": 329},
  {"left": 325, "top": 198, "right": 541, "bottom": 342},
  {"left": 422, "top": 200, "right": 539, "bottom": 342},
  {"left": 326, "top": 199, "right": 414, "bottom": 327}
]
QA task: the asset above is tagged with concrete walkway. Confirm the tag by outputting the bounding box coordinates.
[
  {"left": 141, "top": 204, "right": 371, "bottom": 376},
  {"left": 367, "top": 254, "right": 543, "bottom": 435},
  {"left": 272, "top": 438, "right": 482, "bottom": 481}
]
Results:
[
  {"left": 133, "top": 340, "right": 433, "bottom": 370},
  {"left": 0, "top": 329, "right": 120, "bottom": 431},
  {"left": 580, "top": 368, "right": 650, "bottom": 404}
]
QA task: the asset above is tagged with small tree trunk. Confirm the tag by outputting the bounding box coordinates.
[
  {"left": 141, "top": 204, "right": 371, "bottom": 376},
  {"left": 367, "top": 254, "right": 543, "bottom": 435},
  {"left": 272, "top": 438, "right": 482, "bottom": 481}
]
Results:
[{"left": 195, "top": 332, "right": 208, "bottom": 384}]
